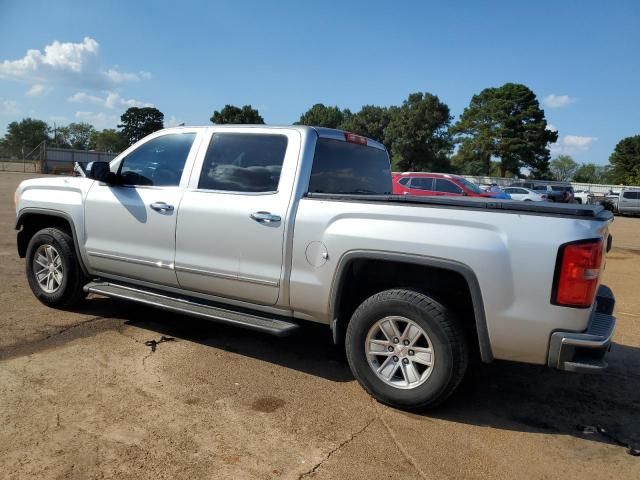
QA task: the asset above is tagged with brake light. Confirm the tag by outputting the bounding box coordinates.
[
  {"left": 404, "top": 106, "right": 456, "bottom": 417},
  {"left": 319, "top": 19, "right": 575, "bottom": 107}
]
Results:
[
  {"left": 344, "top": 132, "right": 367, "bottom": 145},
  {"left": 553, "top": 239, "right": 603, "bottom": 308}
]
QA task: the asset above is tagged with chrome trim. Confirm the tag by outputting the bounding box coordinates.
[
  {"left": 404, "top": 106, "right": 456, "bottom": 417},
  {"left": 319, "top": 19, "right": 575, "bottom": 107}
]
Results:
[
  {"left": 87, "top": 250, "right": 175, "bottom": 270},
  {"left": 174, "top": 264, "right": 279, "bottom": 287}
]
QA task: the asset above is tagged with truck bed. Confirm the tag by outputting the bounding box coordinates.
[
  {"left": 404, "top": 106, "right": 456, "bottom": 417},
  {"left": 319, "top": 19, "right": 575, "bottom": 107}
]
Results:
[{"left": 305, "top": 193, "right": 613, "bottom": 220}]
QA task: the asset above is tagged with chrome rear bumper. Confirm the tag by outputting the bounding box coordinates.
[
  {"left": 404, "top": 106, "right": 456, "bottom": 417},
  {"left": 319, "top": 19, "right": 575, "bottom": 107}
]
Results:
[{"left": 547, "top": 285, "right": 616, "bottom": 373}]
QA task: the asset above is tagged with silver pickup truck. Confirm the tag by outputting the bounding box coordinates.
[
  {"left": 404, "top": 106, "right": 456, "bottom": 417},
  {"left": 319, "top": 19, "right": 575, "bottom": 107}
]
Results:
[{"left": 15, "top": 125, "right": 616, "bottom": 410}]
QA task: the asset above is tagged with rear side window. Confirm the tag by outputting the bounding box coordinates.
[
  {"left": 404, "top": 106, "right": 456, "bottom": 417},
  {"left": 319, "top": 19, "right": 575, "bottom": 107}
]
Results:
[
  {"left": 435, "top": 179, "right": 463, "bottom": 194},
  {"left": 198, "top": 133, "right": 288, "bottom": 192},
  {"left": 398, "top": 177, "right": 410, "bottom": 186},
  {"left": 410, "top": 177, "right": 433, "bottom": 191},
  {"left": 623, "top": 191, "right": 639, "bottom": 199},
  {"left": 308, "top": 138, "right": 392, "bottom": 194},
  {"left": 119, "top": 133, "right": 196, "bottom": 187}
]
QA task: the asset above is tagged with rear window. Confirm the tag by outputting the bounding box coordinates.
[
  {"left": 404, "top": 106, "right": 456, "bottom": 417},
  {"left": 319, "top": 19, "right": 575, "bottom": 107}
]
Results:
[{"left": 308, "top": 138, "right": 391, "bottom": 194}]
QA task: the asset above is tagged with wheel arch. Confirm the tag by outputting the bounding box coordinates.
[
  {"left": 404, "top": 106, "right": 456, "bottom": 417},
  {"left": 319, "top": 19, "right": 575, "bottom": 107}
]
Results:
[
  {"left": 329, "top": 250, "right": 493, "bottom": 363},
  {"left": 16, "top": 208, "right": 89, "bottom": 276}
]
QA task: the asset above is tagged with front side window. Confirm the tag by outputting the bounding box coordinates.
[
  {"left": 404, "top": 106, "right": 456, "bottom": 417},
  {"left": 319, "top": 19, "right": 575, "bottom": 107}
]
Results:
[
  {"left": 410, "top": 177, "right": 434, "bottom": 191},
  {"left": 456, "top": 177, "right": 484, "bottom": 194},
  {"left": 623, "top": 191, "right": 638, "bottom": 199},
  {"left": 398, "top": 177, "right": 410, "bottom": 186},
  {"left": 435, "top": 179, "right": 463, "bottom": 194},
  {"left": 198, "top": 133, "right": 288, "bottom": 192},
  {"left": 118, "top": 133, "right": 196, "bottom": 187}
]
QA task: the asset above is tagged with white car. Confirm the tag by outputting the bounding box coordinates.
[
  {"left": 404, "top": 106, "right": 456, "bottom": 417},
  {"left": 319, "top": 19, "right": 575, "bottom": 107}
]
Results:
[
  {"left": 573, "top": 190, "right": 593, "bottom": 205},
  {"left": 503, "top": 186, "right": 548, "bottom": 202}
]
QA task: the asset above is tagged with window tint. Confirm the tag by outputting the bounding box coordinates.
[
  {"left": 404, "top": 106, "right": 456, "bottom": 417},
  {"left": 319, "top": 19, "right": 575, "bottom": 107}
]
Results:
[
  {"left": 410, "top": 177, "right": 433, "bottom": 191},
  {"left": 398, "top": 177, "right": 410, "bottom": 186},
  {"left": 623, "top": 191, "right": 639, "bottom": 199},
  {"left": 457, "top": 177, "right": 484, "bottom": 194},
  {"left": 533, "top": 185, "right": 548, "bottom": 191},
  {"left": 309, "top": 138, "right": 391, "bottom": 194},
  {"left": 198, "top": 133, "right": 288, "bottom": 192},
  {"left": 435, "top": 179, "right": 463, "bottom": 194},
  {"left": 119, "top": 133, "right": 196, "bottom": 186}
]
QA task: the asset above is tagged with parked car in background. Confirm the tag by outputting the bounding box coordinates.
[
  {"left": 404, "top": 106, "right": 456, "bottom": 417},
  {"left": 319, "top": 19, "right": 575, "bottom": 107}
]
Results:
[
  {"left": 393, "top": 173, "right": 511, "bottom": 199},
  {"left": 502, "top": 186, "right": 548, "bottom": 202},
  {"left": 510, "top": 182, "right": 574, "bottom": 203},
  {"left": 573, "top": 190, "right": 593, "bottom": 205},
  {"left": 617, "top": 188, "right": 640, "bottom": 215}
]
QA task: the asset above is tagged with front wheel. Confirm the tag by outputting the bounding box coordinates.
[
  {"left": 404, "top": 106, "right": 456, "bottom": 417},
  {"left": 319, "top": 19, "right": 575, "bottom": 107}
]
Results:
[
  {"left": 345, "top": 289, "right": 468, "bottom": 410},
  {"left": 25, "top": 227, "right": 86, "bottom": 308}
]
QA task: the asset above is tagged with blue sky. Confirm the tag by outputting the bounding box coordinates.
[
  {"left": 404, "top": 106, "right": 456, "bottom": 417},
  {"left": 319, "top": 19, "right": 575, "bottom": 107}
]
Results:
[{"left": 1, "top": 0, "right": 638, "bottom": 164}]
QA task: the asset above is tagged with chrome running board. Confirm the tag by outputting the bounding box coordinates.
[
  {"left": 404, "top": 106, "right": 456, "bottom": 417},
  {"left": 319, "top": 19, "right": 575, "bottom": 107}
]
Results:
[{"left": 84, "top": 281, "right": 299, "bottom": 336}]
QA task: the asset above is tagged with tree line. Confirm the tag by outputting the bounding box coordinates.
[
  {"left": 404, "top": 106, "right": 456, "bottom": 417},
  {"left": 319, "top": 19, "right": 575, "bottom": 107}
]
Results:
[{"left": 1, "top": 83, "right": 639, "bottom": 185}]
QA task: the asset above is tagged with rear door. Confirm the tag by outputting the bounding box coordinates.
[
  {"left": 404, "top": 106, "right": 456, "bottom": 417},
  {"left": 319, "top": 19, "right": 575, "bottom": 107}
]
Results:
[{"left": 174, "top": 127, "right": 301, "bottom": 305}]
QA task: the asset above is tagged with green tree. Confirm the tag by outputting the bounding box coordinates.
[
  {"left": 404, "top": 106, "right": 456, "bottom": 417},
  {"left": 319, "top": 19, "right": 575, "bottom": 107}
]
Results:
[
  {"left": 550, "top": 155, "right": 578, "bottom": 181},
  {"left": 210, "top": 104, "right": 265, "bottom": 124},
  {"left": 339, "top": 105, "right": 391, "bottom": 147},
  {"left": 384, "top": 92, "right": 453, "bottom": 172},
  {"left": 118, "top": 107, "right": 164, "bottom": 145},
  {"left": 608, "top": 135, "right": 640, "bottom": 185},
  {"left": 572, "top": 163, "right": 610, "bottom": 184},
  {"left": 57, "top": 122, "right": 96, "bottom": 150},
  {"left": 1, "top": 118, "right": 50, "bottom": 157},
  {"left": 89, "top": 129, "right": 128, "bottom": 153},
  {"left": 451, "top": 83, "right": 558, "bottom": 178},
  {"left": 296, "top": 104, "right": 347, "bottom": 129}
]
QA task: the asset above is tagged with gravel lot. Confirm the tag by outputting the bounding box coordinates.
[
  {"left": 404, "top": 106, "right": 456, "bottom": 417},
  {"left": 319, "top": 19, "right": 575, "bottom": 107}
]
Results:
[{"left": 1, "top": 172, "right": 639, "bottom": 479}]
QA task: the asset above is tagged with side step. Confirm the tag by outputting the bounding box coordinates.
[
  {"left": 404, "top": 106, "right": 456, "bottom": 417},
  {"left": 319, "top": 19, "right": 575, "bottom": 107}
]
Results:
[{"left": 84, "top": 281, "right": 299, "bottom": 336}]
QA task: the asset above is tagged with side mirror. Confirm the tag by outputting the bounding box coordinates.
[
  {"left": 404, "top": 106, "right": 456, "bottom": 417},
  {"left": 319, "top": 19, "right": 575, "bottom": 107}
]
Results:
[{"left": 87, "top": 161, "right": 111, "bottom": 183}]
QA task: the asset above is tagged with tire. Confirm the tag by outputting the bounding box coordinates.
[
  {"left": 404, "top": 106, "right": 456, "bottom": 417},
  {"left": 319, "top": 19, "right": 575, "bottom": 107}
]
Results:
[
  {"left": 523, "top": 199, "right": 532, "bottom": 202},
  {"left": 25, "top": 227, "right": 86, "bottom": 308},
  {"left": 345, "top": 289, "right": 468, "bottom": 410}
]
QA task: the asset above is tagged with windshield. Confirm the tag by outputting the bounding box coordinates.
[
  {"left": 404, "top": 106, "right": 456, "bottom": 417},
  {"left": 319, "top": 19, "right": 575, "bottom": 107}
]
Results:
[{"left": 456, "top": 177, "right": 484, "bottom": 194}]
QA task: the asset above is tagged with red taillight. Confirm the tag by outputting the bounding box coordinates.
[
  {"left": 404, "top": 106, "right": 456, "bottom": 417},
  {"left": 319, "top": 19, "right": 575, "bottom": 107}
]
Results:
[
  {"left": 553, "top": 239, "right": 603, "bottom": 308},
  {"left": 344, "top": 132, "right": 367, "bottom": 145}
]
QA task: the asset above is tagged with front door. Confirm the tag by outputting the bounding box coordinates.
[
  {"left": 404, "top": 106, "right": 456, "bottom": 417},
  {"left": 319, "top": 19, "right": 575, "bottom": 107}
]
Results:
[
  {"left": 84, "top": 130, "right": 201, "bottom": 286},
  {"left": 175, "top": 128, "right": 301, "bottom": 305}
]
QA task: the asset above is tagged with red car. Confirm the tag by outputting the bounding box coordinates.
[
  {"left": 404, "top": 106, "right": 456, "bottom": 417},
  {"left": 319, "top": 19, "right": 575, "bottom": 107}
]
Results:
[{"left": 392, "top": 172, "right": 508, "bottom": 198}]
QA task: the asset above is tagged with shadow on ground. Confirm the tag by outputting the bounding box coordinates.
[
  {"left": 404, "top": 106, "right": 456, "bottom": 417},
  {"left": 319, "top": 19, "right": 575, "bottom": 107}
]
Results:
[{"left": 11, "top": 296, "right": 640, "bottom": 453}]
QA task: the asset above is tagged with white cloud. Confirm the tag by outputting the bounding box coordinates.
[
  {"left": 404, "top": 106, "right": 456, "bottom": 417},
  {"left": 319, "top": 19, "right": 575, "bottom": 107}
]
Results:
[
  {"left": 26, "top": 84, "right": 47, "bottom": 96},
  {"left": 166, "top": 115, "right": 183, "bottom": 127},
  {"left": 563, "top": 135, "right": 597, "bottom": 149},
  {"left": 74, "top": 111, "right": 119, "bottom": 129},
  {"left": 550, "top": 135, "right": 598, "bottom": 155},
  {"left": 69, "top": 90, "right": 153, "bottom": 109},
  {"left": 0, "top": 37, "right": 150, "bottom": 89},
  {"left": 543, "top": 94, "right": 576, "bottom": 108},
  {"left": 0, "top": 99, "right": 19, "bottom": 114}
]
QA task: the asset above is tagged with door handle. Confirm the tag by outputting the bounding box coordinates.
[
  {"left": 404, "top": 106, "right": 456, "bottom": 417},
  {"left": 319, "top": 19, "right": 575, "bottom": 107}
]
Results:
[
  {"left": 150, "top": 202, "right": 174, "bottom": 212},
  {"left": 250, "top": 211, "right": 281, "bottom": 223}
]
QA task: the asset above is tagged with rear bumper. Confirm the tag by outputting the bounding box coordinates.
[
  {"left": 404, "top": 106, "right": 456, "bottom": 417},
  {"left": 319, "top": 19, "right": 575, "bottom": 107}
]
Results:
[{"left": 547, "top": 285, "right": 616, "bottom": 373}]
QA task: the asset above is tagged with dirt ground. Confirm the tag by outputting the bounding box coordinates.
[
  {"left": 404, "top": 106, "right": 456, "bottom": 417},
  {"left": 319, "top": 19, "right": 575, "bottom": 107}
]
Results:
[{"left": 1, "top": 172, "right": 639, "bottom": 480}]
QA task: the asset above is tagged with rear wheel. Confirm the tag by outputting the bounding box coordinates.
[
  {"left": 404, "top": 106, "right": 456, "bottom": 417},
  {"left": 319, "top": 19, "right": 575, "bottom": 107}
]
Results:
[
  {"left": 345, "top": 289, "right": 468, "bottom": 410},
  {"left": 25, "top": 227, "right": 86, "bottom": 308}
]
